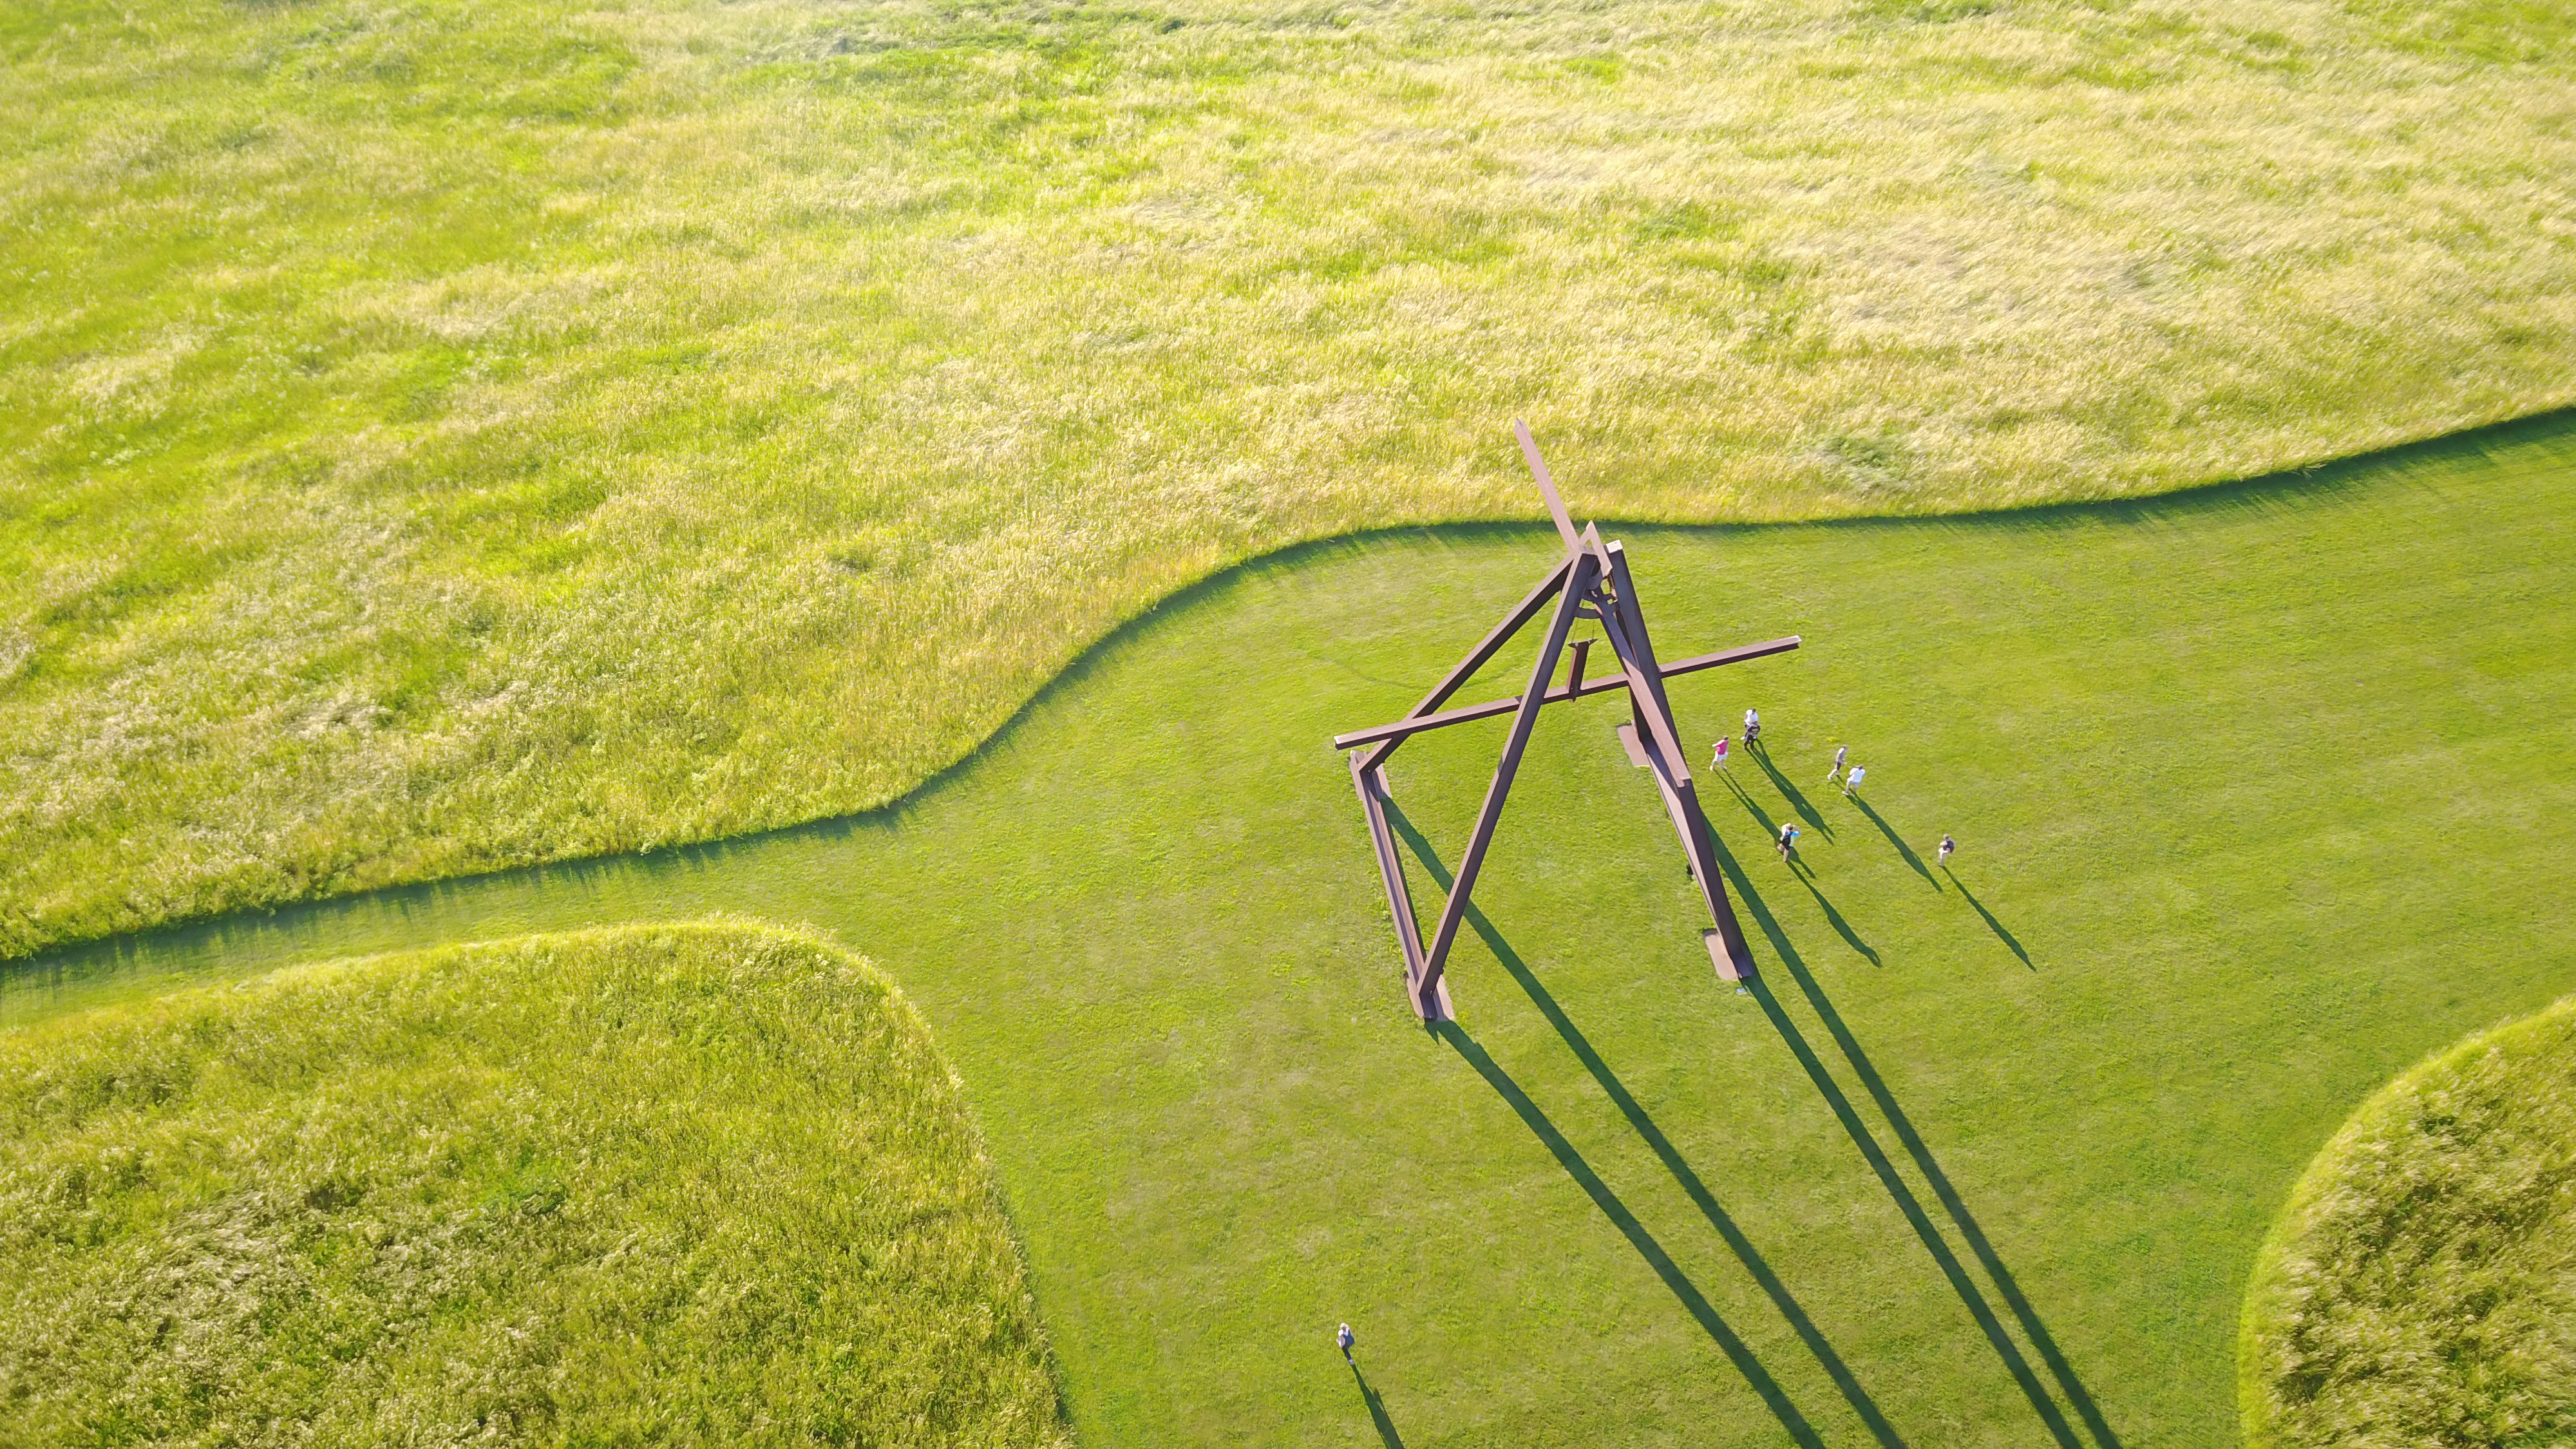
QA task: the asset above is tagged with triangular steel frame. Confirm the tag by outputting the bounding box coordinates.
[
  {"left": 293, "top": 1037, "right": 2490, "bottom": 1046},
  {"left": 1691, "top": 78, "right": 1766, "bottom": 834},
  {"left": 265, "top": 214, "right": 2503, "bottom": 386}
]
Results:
[{"left": 1332, "top": 422, "right": 1801, "bottom": 1021}]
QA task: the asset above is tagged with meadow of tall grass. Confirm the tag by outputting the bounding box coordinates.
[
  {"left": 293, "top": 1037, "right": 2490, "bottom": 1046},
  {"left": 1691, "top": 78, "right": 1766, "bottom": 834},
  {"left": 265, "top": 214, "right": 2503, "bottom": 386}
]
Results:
[
  {"left": 2239, "top": 992, "right": 2576, "bottom": 1449},
  {"left": 0, "top": 922, "right": 1066, "bottom": 1447},
  {"left": 6, "top": 0, "right": 2573, "bottom": 956}
]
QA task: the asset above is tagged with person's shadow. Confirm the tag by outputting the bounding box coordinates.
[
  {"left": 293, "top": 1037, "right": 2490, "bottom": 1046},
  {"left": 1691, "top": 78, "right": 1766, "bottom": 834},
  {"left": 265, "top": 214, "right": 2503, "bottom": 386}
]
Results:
[
  {"left": 1944, "top": 866, "right": 2032, "bottom": 968},
  {"left": 1350, "top": 1362, "right": 1405, "bottom": 1448},
  {"left": 1848, "top": 795, "right": 1938, "bottom": 889},
  {"left": 1751, "top": 739, "right": 1835, "bottom": 840}
]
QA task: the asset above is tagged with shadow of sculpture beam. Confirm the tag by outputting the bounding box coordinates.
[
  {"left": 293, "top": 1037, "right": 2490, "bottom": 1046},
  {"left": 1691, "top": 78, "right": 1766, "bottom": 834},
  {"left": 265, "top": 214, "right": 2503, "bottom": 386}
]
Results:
[
  {"left": 1388, "top": 802, "right": 1908, "bottom": 1447},
  {"left": 1436, "top": 1020, "right": 1831, "bottom": 1449},
  {"left": 1705, "top": 833, "right": 2090, "bottom": 1449}
]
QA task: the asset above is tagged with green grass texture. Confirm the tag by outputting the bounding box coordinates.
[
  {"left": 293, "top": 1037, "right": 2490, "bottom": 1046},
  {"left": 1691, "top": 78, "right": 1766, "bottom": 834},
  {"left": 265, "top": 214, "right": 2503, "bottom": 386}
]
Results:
[
  {"left": 8, "top": 0, "right": 2576, "bottom": 961},
  {"left": 13, "top": 413, "right": 2573, "bottom": 1444},
  {"left": 2239, "top": 992, "right": 2576, "bottom": 1449},
  {"left": 0, "top": 923, "right": 1066, "bottom": 1449}
]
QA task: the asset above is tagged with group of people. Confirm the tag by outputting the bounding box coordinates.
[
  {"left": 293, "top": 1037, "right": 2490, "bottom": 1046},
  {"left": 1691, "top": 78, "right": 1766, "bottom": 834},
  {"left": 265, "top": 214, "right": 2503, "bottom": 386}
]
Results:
[{"left": 1716, "top": 707, "right": 1954, "bottom": 869}]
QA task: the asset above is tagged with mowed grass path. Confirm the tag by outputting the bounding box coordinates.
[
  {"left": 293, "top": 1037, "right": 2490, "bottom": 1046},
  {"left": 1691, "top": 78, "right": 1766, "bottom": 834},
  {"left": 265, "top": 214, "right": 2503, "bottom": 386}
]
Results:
[{"left": 11, "top": 415, "right": 2576, "bottom": 1446}]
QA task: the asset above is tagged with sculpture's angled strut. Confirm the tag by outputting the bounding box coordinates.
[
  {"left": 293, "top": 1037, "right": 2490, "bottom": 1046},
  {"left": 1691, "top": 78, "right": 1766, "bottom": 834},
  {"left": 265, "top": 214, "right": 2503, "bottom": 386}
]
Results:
[{"left": 1331, "top": 423, "right": 1795, "bottom": 1019}]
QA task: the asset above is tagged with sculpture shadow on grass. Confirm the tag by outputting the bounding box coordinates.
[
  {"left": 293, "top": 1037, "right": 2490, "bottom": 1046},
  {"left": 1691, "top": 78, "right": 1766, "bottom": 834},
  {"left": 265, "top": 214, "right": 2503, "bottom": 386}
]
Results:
[
  {"left": 1430, "top": 1018, "right": 1832, "bottom": 1449},
  {"left": 1387, "top": 804, "right": 1899, "bottom": 1448},
  {"left": 1707, "top": 832, "right": 2123, "bottom": 1449}
]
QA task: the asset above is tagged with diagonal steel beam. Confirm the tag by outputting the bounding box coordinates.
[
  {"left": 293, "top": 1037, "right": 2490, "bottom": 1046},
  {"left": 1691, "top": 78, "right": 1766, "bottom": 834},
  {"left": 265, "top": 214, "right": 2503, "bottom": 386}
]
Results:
[
  {"left": 1595, "top": 543, "right": 1761, "bottom": 980},
  {"left": 1515, "top": 418, "right": 1586, "bottom": 556},
  {"left": 1359, "top": 556, "right": 1573, "bottom": 775},
  {"left": 1349, "top": 751, "right": 1452, "bottom": 1019},
  {"left": 1412, "top": 550, "right": 1600, "bottom": 1016}
]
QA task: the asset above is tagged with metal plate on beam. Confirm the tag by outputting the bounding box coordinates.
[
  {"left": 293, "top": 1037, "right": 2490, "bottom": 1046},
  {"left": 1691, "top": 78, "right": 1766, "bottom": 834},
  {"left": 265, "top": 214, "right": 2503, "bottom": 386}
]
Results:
[
  {"left": 1705, "top": 928, "right": 1753, "bottom": 982},
  {"left": 1617, "top": 723, "right": 1651, "bottom": 770}
]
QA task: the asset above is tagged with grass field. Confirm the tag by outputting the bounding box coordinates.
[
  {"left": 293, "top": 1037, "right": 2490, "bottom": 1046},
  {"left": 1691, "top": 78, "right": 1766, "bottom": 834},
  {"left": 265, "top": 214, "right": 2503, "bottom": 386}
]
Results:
[
  {"left": 8, "top": 0, "right": 2576, "bottom": 961},
  {"left": 12, "top": 413, "right": 2574, "bottom": 1445},
  {"left": 2239, "top": 992, "right": 2576, "bottom": 1449},
  {"left": 0, "top": 923, "right": 1065, "bottom": 1448}
]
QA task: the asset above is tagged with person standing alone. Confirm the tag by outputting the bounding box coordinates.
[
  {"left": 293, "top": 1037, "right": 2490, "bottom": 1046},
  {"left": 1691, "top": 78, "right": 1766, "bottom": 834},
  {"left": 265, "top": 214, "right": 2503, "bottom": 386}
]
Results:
[
  {"left": 1337, "top": 1323, "right": 1356, "bottom": 1364},
  {"left": 1938, "top": 833, "right": 1955, "bottom": 866},
  {"left": 1777, "top": 822, "right": 1801, "bottom": 860}
]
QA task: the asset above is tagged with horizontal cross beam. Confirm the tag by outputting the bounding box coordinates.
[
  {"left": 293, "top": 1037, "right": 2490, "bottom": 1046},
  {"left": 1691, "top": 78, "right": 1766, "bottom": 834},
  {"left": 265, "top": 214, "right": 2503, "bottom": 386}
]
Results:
[{"left": 1331, "top": 635, "right": 1801, "bottom": 752}]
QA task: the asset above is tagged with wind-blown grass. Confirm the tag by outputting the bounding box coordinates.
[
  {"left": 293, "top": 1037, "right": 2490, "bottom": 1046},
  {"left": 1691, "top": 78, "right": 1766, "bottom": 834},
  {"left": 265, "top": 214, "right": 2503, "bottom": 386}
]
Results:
[
  {"left": 6, "top": 0, "right": 2575, "bottom": 958},
  {"left": 2239, "top": 994, "right": 2576, "bottom": 1449},
  {"left": 0, "top": 922, "right": 1065, "bottom": 1448}
]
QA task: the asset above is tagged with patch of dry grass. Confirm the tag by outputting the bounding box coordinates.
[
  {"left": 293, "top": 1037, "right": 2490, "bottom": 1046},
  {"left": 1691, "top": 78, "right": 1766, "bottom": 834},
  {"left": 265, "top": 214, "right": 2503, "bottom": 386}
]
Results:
[
  {"left": 2239, "top": 992, "right": 2576, "bottom": 1449},
  {"left": 0, "top": 921, "right": 1065, "bottom": 1448},
  {"left": 5, "top": 0, "right": 2574, "bottom": 955}
]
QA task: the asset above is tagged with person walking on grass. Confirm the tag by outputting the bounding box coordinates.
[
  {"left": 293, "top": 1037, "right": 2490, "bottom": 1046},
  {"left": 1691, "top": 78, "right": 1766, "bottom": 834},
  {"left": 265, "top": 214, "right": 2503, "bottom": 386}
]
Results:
[
  {"left": 1338, "top": 1323, "right": 1356, "bottom": 1363},
  {"left": 1826, "top": 744, "right": 1848, "bottom": 784},
  {"left": 1938, "top": 833, "right": 1955, "bottom": 866},
  {"left": 1777, "top": 822, "right": 1800, "bottom": 860},
  {"left": 1743, "top": 706, "right": 1761, "bottom": 745},
  {"left": 1711, "top": 735, "right": 1730, "bottom": 770},
  {"left": 1842, "top": 764, "right": 1866, "bottom": 797}
]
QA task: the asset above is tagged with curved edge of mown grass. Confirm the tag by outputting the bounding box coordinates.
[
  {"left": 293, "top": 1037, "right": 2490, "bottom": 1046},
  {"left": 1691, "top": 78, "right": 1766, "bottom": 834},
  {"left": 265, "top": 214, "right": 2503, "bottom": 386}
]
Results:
[
  {"left": 11, "top": 404, "right": 2575, "bottom": 978},
  {"left": 2237, "top": 990, "right": 2576, "bottom": 1449},
  {"left": 0, "top": 917, "right": 1070, "bottom": 1449}
]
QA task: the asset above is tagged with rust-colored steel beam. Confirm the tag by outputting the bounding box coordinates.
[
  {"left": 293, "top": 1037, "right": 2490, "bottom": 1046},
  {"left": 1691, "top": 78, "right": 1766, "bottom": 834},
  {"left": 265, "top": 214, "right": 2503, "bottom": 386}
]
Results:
[
  {"left": 1359, "top": 556, "right": 1575, "bottom": 774},
  {"left": 1349, "top": 751, "right": 1451, "bottom": 1019},
  {"left": 1515, "top": 419, "right": 1586, "bottom": 556},
  {"left": 1330, "top": 636, "right": 1801, "bottom": 752},
  {"left": 1593, "top": 541, "right": 1761, "bottom": 981},
  {"left": 1410, "top": 550, "right": 1600, "bottom": 1016}
]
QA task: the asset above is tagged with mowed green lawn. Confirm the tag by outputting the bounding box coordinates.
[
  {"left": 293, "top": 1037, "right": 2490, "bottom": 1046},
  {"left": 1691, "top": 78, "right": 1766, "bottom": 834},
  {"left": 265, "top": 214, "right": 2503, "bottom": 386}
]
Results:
[{"left": 11, "top": 414, "right": 2576, "bottom": 1446}]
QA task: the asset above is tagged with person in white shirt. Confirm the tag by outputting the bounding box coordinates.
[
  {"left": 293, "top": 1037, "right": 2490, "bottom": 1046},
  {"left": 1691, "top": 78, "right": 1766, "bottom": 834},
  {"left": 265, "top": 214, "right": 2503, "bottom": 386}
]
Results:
[
  {"left": 1842, "top": 764, "right": 1866, "bottom": 797},
  {"left": 1743, "top": 706, "right": 1761, "bottom": 744},
  {"left": 1938, "top": 833, "right": 1955, "bottom": 866}
]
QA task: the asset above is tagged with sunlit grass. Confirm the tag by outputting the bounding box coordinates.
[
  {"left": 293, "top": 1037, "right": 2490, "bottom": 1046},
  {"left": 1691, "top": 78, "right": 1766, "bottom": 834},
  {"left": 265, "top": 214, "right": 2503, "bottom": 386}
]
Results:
[
  {"left": 6, "top": 0, "right": 2575, "bottom": 956},
  {"left": 2239, "top": 993, "right": 2576, "bottom": 1449},
  {"left": 0, "top": 921, "right": 1066, "bottom": 1447}
]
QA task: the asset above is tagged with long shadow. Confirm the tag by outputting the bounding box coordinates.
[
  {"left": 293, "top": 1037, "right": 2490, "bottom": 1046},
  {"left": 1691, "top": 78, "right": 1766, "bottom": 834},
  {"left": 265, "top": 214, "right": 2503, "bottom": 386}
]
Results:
[
  {"left": 1722, "top": 846, "right": 2124, "bottom": 1449},
  {"left": 1788, "top": 865, "right": 1881, "bottom": 968},
  {"left": 1750, "top": 741, "right": 1834, "bottom": 840},
  {"left": 1721, "top": 772, "right": 1785, "bottom": 842},
  {"left": 1701, "top": 833, "right": 2092, "bottom": 1449},
  {"left": 1848, "top": 795, "right": 1938, "bottom": 889},
  {"left": 1435, "top": 1019, "right": 1830, "bottom": 1449},
  {"left": 1385, "top": 804, "right": 1885, "bottom": 1446},
  {"left": 1945, "top": 867, "right": 2032, "bottom": 969},
  {"left": 1350, "top": 1363, "right": 1405, "bottom": 1448}
]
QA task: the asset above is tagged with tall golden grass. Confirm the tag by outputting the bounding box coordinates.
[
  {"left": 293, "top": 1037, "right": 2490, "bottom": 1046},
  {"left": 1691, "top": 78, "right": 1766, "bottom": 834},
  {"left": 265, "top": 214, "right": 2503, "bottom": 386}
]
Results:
[{"left": 5, "top": 0, "right": 2573, "bottom": 954}]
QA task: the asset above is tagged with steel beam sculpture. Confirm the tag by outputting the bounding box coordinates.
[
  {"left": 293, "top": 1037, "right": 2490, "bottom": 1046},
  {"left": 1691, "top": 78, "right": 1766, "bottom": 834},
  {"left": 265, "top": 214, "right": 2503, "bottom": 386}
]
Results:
[{"left": 1332, "top": 423, "right": 1800, "bottom": 1022}]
